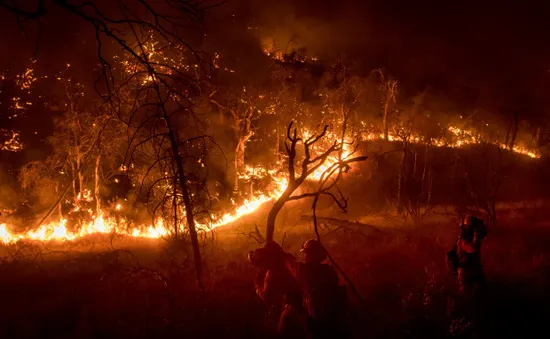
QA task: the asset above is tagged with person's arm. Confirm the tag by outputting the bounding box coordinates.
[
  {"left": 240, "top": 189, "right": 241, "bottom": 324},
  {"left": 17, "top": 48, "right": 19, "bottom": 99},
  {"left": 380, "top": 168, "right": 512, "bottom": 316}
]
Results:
[
  {"left": 282, "top": 252, "right": 299, "bottom": 279},
  {"left": 452, "top": 238, "right": 458, "bottom": 252},
  {"left": 459, "top": 237, "right": 477, "bottom": 253},
  {"left": 472, "top": 230, "right": 484, "bottom": 251},
  {"left": 254, "top": 269, "right": 268, "bottom": 301}
]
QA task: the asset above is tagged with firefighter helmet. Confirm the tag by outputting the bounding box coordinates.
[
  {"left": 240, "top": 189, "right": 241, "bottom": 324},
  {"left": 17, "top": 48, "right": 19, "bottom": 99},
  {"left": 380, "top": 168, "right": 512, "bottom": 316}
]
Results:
[{"left": 300, "top": 239, "right": 328, "bottom": 263}]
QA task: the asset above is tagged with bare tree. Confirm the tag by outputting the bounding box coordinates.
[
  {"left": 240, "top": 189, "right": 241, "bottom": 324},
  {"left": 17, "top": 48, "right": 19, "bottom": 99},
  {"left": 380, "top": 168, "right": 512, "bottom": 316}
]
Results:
[
  {"left": 265, "top": 122, "right": 368, "bottom": 242},
  {"left": 47, "top": 74, "right": 97, "bottom": 202},
  {"left": 112, "top": 27, "right": 214, "bottom": 289},
  {"left": 91, "top": 109, "right": 126, "bottom": 215},
  {"left": 19, "top": 158, "right": 66, "bottom": 218},
  {"left": 462, "top": 142, "right": 504, "bottom": 227},
  {"left": 373, "top": 68, "right": 398, "bottom": 140},
  {"left": 209, "top": 88, "right": 265, "bottom": 192}
]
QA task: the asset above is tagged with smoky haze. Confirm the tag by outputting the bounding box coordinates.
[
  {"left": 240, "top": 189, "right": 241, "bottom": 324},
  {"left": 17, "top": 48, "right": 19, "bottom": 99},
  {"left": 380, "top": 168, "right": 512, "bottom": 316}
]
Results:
[{"left": 206, "top": 0, "right": 550, "bottom": 108}]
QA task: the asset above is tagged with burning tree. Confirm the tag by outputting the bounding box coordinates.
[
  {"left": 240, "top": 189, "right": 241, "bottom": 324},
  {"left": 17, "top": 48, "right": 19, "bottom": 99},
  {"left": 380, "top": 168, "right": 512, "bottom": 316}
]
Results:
[
  {"left": 373, "top": 68, "right": 399, "bottom": 141},
  {"left": 19, "top": 157, "right": 66, "bottom": 219},
  {"left": 208, "top": 87, "right": 266, "bottom": 192},
  {"left": 47, "top": 73, "right": 96, "bottom": 202},
  {"left": 1, "top": 0, "right": 214, "bottom": 288},
  {"left": 391, "top": 92, "right": 442, "bottom": 220},
  {"left": 265, "top": 122, "right": 368, "bottom": 243},
  {"left": 112, "top": 29, "right": 213, "bottom": 289}
]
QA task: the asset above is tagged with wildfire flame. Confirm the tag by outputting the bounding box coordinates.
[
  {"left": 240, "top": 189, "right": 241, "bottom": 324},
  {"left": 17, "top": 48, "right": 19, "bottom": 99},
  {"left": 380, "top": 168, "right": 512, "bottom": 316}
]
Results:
[
  {"left": 0, "top": 215, "right": 170, "bottom": 244},
  {"left": 205, "top": 174, "right": 288, "bottom": 229},
  {"left": 0, "top": 175, "right": 288, "bottom": 244},
  {"left": 359, "top": 125, "right": 539, "bottom": 159},
  {"left": 0, "top": 131, "right": 23, "bottom": 152},
  {"left": 0, "top": 122, "right": 541, "bottom": 245}
]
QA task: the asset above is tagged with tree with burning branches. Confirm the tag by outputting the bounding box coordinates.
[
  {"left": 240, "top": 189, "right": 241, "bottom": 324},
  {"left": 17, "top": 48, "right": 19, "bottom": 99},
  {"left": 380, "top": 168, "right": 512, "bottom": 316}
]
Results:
[
  {"left": 19, "top": 157, "right": 66, "bottom": 219},
  {"left": 265, "top": 122, "right": 368, "bottom": 243},
  {"left": 112, "top": 28, "right": 214, "bottom": 289},
  {"left": 47, "top": 72, "right": 97, "bottom": 202},
  {"left": 208, "top": 87, "right": 267, "bottom": 193}
]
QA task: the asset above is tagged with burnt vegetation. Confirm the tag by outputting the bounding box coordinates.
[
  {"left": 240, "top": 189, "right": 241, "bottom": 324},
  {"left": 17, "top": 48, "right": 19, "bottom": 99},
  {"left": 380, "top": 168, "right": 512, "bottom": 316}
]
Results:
[{"left": 0, "top": 0, "right": 550, "bottom": 338}]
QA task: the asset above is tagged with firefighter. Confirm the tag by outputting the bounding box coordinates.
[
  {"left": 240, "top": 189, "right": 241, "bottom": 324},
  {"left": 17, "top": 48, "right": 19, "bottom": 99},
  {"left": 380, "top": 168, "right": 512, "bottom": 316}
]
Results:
[
  {"left": 281, "top": 239, "right": 348, "bottom": 339},
  {"left": 447, "top": 215, "right": 487, "bottom": 296},
  {"left": 249, "top": 241, "right": 307, "bottom": 338}
]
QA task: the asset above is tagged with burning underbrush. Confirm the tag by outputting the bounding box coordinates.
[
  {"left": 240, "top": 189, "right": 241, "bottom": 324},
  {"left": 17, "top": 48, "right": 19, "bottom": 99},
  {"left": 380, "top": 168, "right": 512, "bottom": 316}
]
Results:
[{"left": 0, "top": 120, "right": 548, "bottom": 337}]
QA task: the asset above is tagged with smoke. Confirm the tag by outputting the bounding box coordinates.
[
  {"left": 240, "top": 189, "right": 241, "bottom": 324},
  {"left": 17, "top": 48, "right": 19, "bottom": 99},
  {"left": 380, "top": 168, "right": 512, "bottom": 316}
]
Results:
[
  {"left": 207, "top": 0, "right": 550, "bottom": 109},
  {"left": 244, "top": 0, "right": 375, "bottom": 59}
]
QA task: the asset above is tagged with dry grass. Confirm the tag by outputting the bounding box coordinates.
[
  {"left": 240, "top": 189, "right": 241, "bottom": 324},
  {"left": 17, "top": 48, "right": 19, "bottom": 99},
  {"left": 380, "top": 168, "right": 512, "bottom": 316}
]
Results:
[{"left": 0, "top": 207, "right": 549, "bottom": 338}]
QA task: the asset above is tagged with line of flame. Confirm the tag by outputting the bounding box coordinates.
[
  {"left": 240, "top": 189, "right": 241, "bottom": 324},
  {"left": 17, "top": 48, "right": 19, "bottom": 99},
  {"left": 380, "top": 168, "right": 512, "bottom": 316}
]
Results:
[
  {"left": 0, "top": 176, "right": 289, "bottom": 244},
  {"left": 0, "top": 124, "right": 540, "bottom": 244}
]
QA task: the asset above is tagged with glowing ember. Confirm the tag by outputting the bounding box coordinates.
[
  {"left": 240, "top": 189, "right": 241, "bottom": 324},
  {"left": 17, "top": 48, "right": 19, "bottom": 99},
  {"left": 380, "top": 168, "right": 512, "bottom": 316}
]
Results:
[{"left": 0, "top": 131, "right": 23, "bottom": 152}]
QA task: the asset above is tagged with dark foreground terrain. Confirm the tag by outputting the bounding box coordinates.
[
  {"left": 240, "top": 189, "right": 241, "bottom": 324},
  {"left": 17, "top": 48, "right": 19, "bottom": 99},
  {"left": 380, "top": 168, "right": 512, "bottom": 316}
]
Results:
[{"left": 0, "top": 206, "right": 549, "bottom": 339}]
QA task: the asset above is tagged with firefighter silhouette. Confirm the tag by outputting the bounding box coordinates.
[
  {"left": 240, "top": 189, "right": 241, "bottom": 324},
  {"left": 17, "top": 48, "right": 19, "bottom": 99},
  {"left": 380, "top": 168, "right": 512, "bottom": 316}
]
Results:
[
  {"left": 446, "top": 215, "right": 488, "bottom": 296},
  {"left": 249, "top": 241, "right": 307, "bottom": 338},
  {"left": 249, "top": 239, "right": 347, "bottom": 338}
]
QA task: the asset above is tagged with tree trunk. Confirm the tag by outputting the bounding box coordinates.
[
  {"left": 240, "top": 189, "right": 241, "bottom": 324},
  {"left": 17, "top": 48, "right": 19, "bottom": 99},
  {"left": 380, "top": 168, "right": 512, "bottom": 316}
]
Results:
[
  {"left": 508, "top": 111, "right": 519, "bottom": 151},
  {"left": 75, "top": 154, "right": 84, "bottom": 198},
  {"left": 95, "top": 154, "right": 101, "bottom": 215},
  {"left": 71, "top": 163, "right": 77, "bottom": 198},
  {"left": 55, "top": 184, "right": 63, "bottom": 219},
  {"left": 173, "top": 174, "right": 178, "bottom": 238},
  {"left": 340, "top": 105, "right": 348, "bottom": 159},
  {"left": 78, "top": 162, "right": 84, "bottom": 198},
  {"left": 266, "top": 187, "right": 293, "bottom": 243},
  {"left": 274, "top": 118, "right": 279, "bottom": 161},
  {"left": 234, "top": 138, "right": 245, "bottom": 192},
  {"left": 397, "top": 140, "right": 407, "bottom": 212},
  {"left": 421, "top": 144, "right": 428, "bottom": 183},
  {"left": 382, "top": 102, "right": 389, "bottom": 141},
  {"left": 505, "top": 122, "right": 511, "bottom": 149},
  {"left": 162, "top": 111, "right": 203, "bottom": 290}
]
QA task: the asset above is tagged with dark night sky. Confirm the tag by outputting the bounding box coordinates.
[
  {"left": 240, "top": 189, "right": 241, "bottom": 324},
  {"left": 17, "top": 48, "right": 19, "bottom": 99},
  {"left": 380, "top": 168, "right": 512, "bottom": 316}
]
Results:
[{"left": 2, "top": 0, "right": 550, "bottom": 163}]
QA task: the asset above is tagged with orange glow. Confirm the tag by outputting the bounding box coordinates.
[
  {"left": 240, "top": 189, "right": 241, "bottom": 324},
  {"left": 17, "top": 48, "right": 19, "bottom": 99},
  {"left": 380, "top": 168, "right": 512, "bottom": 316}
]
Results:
[
  {"left": 0, "top": 173, "right": 289, "bottom": 244},
  {"left": 206, "top": 174, "right": 288, "bottom": 229},
  {"left": 359, "top": 125, "right": 539, "bottom": 159},
  {"left": 0, "top": 120, "right": 540, "bottom": 245},
  {"left": 1, "top": 131, "right": 23, "bottom": 152},
  {"left": 0, "top": 214, "right": 170, "bottom": 244}
]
